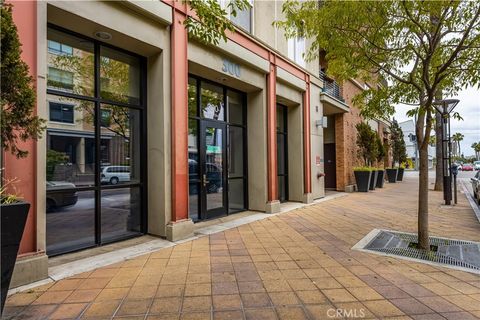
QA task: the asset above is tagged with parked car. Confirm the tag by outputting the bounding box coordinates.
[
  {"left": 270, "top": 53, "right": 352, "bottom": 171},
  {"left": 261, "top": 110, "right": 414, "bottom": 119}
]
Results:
[
  {"left": 188, "top": 159, "right": 222, "bottom": 194},
  {"left": 471, "top": 171, "right": 480, "bottom": 204},
  {"left": 462, "top": 163, "right": 474, "bottom": 171},
  {"left": 101, "top": 166, "right": 130, "bottom": 185},
  {"left": 474, "top": 161, "right": 480, "bottom": 170},
  {"left": 46, "top": 181, "right": 78, "bottom": 212}
]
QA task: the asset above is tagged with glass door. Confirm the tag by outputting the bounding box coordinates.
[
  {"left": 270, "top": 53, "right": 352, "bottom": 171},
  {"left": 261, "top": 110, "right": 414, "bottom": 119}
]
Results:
[{"left": 200, "top": 121, "right": 227, "bottom": 219}]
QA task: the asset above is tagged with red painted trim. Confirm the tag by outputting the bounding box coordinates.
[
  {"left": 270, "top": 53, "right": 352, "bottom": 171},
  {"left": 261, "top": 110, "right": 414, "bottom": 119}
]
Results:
[
  {"left": 171, "top": 9, "right": 189, "bottom": 222},
  {"left": 266, "top": 61, "right": 278, "bottom": 201},
  {"left": 6, "top": 1, "right": 38, "bottom": 255},
  {"left": 303, "top": 77, "right": 312, "bottom": 194}
]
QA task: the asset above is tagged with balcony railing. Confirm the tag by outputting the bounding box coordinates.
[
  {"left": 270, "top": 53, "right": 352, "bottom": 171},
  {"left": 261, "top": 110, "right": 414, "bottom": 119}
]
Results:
[{"left": 320, "top": 71, "right": 344, "bottom": 102}]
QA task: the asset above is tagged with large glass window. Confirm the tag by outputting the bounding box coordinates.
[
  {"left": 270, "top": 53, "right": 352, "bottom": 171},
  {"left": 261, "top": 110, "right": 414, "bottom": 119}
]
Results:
[
  {"left": 230, "top": 1, "right": 252, "bottom": 33},
  {"left": 277, "top": 104, "right": 288, "bottom": 202},
  {"left": 46, "top": 27, "right": 146, "bottom": 256}
]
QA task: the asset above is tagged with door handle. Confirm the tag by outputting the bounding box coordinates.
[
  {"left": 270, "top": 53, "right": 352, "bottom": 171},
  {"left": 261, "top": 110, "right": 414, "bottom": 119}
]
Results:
[{"left": 203, "top": 174, "right": 209, "bottom": 186}]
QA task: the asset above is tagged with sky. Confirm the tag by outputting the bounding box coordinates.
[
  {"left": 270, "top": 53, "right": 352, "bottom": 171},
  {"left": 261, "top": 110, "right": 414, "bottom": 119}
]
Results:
[{"left": 394, "top": 86, "right": 480, "bottom": 157}]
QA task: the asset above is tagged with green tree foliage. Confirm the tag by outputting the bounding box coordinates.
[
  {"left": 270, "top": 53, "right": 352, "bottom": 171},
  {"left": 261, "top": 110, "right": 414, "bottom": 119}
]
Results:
[
  {"left": 472, "top": 142, "right": 480, "bottom": 160},
  {"left": 376, "top": 134, "right": 386, "bottom": 166},
  {"left": 451, "top": 132, "right": 464, "bottom": 157},
  {"left": 355, "top": 122, "right": 378, "bottom": 167},
  {"left": 186, "top": 0, "right": 251, "bottom": 45},
  {"left": 46, "top": 150, "right": 68, "bottom": 181},
  {"left": 390, "top": 120, "right": 407, "bottom": 167},
  {"left": 1, "top": 3, "right": 45, "bottom": 158},
  {"left": 276, "top": 0, "right": 480, "bottom": 250}
]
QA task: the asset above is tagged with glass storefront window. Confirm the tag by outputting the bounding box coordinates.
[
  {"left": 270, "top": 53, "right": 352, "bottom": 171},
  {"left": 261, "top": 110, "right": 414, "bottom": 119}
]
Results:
[
  {"left": 46, "top": 27, "right": 145, "bottom": 256},
  {"left": 228, "top": 178, "right": 244, "bottom": 213},
  {"left": 46, "top": 190, "right": 95, "bottom": 255},
  {"left": 47, "top": 28, "right": 94, "bottom": 96},
  {"left": 201, "top": 82, "right": 224, "bottom": 121},
  {"left": 227, "top": 90, "right": 243, "bottom": 125},
  {"left": 188, "top": 77, "right": 197, "bottom": 117},
  {"left": 47, "top": 98, "right": 95, "bottom": 187},
  {"left": 100, "top": 46, "right": 141, "bottom": 105},
  {"left": 101, "top": 187, "right": 141, "bottom": 242},
  {"left": 228, "top": 126, "right": 243, "bottom": 178},
  {"left": 100, "top": 104, "right": 141, "bottom": 185}
]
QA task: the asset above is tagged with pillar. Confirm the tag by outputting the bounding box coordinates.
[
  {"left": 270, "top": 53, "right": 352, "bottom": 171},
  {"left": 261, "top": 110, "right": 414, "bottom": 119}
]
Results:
[{"left": 303, "top": 78, "right": 312, "bottom": 203}]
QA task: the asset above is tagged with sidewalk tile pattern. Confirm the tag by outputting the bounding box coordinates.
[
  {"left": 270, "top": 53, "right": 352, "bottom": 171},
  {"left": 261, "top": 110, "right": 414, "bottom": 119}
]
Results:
[{"left": 4, "top": 176, "right": 480, "bottom": 319}]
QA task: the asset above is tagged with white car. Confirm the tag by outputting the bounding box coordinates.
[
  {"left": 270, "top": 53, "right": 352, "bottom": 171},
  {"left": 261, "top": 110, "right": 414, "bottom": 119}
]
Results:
[
  {"left": 101, "top": 166, "right": 130, "bottom": 185},
  {"left": 474, "top": 161, "right": 480, "bottom": 171}
]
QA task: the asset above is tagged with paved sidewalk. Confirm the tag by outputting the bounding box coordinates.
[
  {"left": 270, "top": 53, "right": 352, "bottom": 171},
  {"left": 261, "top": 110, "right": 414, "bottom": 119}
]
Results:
[{"left": 5, "top": 175, "right": 480, "bottom": 320}]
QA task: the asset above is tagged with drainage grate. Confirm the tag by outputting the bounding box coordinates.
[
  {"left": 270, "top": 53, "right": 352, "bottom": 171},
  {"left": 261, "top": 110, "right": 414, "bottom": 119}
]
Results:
[{"left": 356, "top": 230, "right": 480, "bottom": 273}]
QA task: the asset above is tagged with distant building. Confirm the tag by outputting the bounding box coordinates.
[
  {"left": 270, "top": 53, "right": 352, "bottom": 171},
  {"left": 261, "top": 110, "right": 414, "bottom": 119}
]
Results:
[{"left": 398, "top": 120, "right": 435, "bottom": 169}]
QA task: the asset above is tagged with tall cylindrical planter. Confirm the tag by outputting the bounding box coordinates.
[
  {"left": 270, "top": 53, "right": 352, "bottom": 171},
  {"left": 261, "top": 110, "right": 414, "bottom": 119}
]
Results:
[
  {"left": 376, "top": 170, "right": 385, "bottom": 188},
  {"left": 386, "top": 168, "right": 398, "bottom": 183},
  {"left": 369, "top": 170, "right": 378, "bottom": 190},
  {"left": 354, "top": 170, "right": 372, "bottom": 192},
  {"left": 397, "top": 168, "right": 405, "bottom": 181}
]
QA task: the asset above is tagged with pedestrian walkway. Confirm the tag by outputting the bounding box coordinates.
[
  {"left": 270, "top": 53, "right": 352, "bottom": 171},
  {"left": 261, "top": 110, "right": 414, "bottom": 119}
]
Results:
[{"left": 4, "top": 175, "right": 480, "bottom": 320}]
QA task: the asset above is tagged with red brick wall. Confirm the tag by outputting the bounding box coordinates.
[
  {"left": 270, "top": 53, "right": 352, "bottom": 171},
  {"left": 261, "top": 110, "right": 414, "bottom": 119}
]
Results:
[{"left": 334, "top": 80, "right": 365, "bottom": 190}]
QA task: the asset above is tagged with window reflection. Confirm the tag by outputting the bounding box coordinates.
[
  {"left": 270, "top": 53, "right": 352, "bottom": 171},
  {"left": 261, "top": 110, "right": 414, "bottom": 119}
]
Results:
[
  {"left": 201, "top": 83, "right": 224, "bottom": 121},
  {"left": 100, "top": 104, "right": 141, "bottom": 184},
  {"left": 47, "top": 28, "right": 94, "bottom": 96},
  {"left": 100, "top": 46, "right": 141, "bottom": 105},
  {"left": 101, "top": 187, "right": 141, "bottom": 242},
  {"left": 46, "top": 190, "right": 95, "bottom": 255},
  {"left": 47, "top": 98, "right": 95, "bottom": 187}
]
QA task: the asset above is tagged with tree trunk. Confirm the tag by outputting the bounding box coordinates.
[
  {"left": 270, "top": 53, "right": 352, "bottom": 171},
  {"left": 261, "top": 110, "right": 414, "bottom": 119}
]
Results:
[
  {"left": 418, "top": 143, "right": 430, "bottom": 250},
  {"left": 434, "top": 111, "right": 443, "bottom": 191}
]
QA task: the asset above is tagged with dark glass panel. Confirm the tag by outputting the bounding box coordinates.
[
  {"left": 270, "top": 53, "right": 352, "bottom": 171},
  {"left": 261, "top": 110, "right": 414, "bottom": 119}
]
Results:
[
  {"left": 277, "top": 133, "right": 286, "bottom": 175},
  {"left": 100, "top": 104, "right": 141, "bottom": 185},
  {"left": 228, "top": 178, "right": 245, "bottom": 213},
  {"left": 100, "top": 46, "right": 141, "bottom": 105},
  {"left": 278, "top": 175, "right": 287, "bottom": 202},
  {"left": 46, "top": 190, "right": 95, "bottom": 255},
  {"left": 189, "top": 183, "right": 200, "bottom": 221},
  {"left": 227, "top": 90, "right": 243, "bottom": 125},
  {"left": 47, "top": 28, "right": 94, "bottom": 96},
  {"left": 276, "top": 106, "right": 285, "bottom": 132},
  {"left": 205, "top": 127, "right": 224, "bottom": 210},
  {"left": 101, "top": 187, "right": 141, "bottom": 242},
  {"left": 46, "top": 98, "right": 95, "bottom": 187},
  {"left": 201, "top": 82, "right": 224, "bottom": 121},
  {"left": 228, "top": 126, "right": 244, "bottom": 178}
]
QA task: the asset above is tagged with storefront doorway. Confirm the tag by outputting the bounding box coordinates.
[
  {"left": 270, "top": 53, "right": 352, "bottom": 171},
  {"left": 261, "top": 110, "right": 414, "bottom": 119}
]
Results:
[
  {"left": 45, "top": 26, "right": 147, "bottom": 256},
  {"left": 188, "top": 76, "right": 247, "bottom": 221}
]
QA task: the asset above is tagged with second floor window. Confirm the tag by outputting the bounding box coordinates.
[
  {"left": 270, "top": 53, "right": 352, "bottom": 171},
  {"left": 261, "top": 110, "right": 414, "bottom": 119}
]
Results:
[
  {"left": 218, "top": 0, "right": 253, "bottom": 33},
  {"left": 48, "top": 40, "right": 73, "bottom": 55},
  {"left": 48, "top": 67, "right": 74, "bottom": 91},
  {"left": 288, "top": 37, "right": 306, "bottom": 68},
  {"left": 50, "top": 102, "right": 74, "bottom": 124}
]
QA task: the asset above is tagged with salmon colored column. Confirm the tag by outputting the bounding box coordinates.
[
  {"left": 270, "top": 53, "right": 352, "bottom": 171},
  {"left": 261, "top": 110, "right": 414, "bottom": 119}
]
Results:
[
  {"left": 4, "top": 1, "right": 38, "bottom": 255},
  {"left": 303, "top": 78, "right": 312, "bottom": 194},
  {"left": 171, "top": 6, "right": 189, "bottom": 222},
  {"left": 266, "top": 60, "right": 278, "bottom": 202}
]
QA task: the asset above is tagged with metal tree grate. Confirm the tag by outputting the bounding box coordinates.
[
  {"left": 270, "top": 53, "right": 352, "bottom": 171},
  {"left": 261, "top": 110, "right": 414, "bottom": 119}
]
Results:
[{"left": 358, "top": 230, "right": 480, "bottom": 273}]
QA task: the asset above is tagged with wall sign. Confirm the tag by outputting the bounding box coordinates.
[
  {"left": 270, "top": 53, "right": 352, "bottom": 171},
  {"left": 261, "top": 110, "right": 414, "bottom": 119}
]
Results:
[{"left": 222, "top": 58, "right": 241, "bottom": 78}]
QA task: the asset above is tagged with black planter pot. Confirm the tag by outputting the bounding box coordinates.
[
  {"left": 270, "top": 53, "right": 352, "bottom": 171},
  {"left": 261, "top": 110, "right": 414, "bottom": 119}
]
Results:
[
  {"left": 354, "top": 170, "right": 371, "bottom": 192},
  {"left": 369, "top": 170, "right": 378, "bottom": 190},
  {"left": 1, "top": 201, "right": 30, "bottom": 314},
  {"left": 386, "top": 168, "right": 398, "bottom": 183},
  {"left": 376, "top": 170, "right": 385, "bottom": 188},
  {"left": 397, "top": 168, "right": 405, "bottom": 181}
]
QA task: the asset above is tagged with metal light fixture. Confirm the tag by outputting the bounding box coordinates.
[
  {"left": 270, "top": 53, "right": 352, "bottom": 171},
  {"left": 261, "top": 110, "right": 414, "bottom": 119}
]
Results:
[
  {"left": 94, "top": 31, "right": 112, "bottom": 41},
  {"left": 432, "top": 98, "right": 460, "bottom": 205}
]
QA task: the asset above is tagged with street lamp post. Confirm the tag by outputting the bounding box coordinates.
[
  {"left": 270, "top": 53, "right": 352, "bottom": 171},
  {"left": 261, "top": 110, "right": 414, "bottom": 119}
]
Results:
[{"left": 433, "top": 99, "right": 460, "bottom": 205}]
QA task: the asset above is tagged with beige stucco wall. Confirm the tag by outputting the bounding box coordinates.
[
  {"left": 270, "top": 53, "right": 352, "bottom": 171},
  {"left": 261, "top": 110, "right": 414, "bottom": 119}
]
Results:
[{"left": 309, "top": 83, "right": 325, "bottom": 199}]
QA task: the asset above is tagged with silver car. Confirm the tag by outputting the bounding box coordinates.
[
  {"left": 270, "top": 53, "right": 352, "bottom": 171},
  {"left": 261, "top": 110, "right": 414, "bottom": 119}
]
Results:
[{"left": 101, "top": 166, "right": 130, "bottom": 185}]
